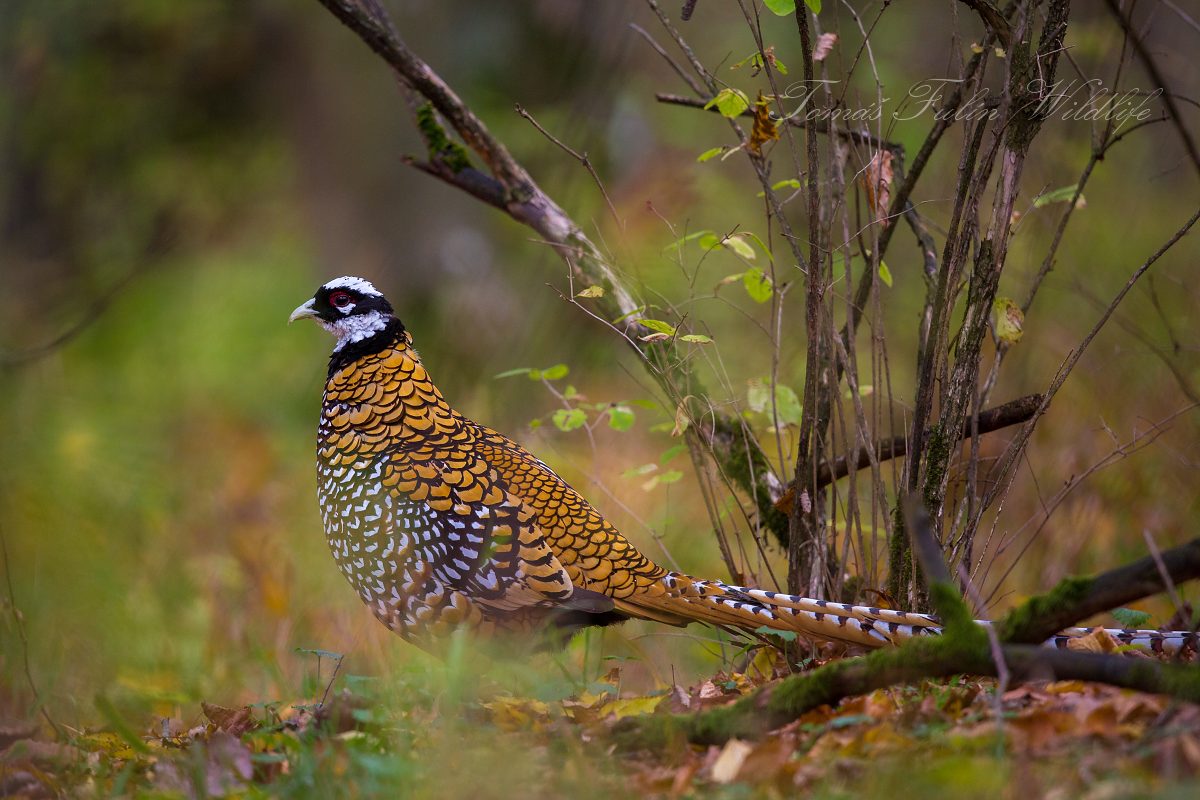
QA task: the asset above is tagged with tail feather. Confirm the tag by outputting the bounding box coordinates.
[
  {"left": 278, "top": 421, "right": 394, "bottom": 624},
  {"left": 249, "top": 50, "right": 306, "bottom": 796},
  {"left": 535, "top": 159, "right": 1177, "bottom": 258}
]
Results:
[{"left": 638, "top": 571, "right": 1198, "bottom": 656}]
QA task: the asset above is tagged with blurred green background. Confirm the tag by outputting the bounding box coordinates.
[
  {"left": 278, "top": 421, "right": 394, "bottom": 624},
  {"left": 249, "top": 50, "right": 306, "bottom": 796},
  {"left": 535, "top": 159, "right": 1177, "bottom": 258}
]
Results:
[{"left": 2, "top": 0, "right": 1198, "bottom": 737}]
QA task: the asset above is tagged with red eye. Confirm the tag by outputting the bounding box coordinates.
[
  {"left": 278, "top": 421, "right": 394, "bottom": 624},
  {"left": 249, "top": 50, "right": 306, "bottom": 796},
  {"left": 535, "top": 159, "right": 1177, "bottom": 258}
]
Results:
[{"left": 329, "top": 291, "right": 353, "bottom": 308}]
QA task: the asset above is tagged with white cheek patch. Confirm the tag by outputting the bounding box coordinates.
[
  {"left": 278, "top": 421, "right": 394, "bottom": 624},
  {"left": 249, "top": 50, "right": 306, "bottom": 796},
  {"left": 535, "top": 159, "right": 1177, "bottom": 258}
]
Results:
[
  {"left": 322, "top": 310, "right": 390, "bottom": 351},
  {"left": 323, "top": 276, "right": 382, "bottom": 297}
]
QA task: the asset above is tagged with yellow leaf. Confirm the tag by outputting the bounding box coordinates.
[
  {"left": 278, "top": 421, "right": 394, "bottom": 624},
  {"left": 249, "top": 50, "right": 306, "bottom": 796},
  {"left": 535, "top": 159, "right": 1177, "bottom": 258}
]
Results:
[
  {"left": 1045, "top": 680, "right": 1087, "bottom": 694},
  {"left": 991, "top": 296, "right": 1024, "bottom": 344},
  {"left": 747, "top": 93, "right": 780, "bottom": 156},
  {"left": 481, "top": 696, "right": 553, "bottom": 732},
  {"left": 597, "top": 694, "right": 665, "bottom": 720},
  {"left": 1066, "top": 627, "right": 1118, "bottom": 653},
  {"left": 672, "top": 402, "right": 691, "bottom": 437}
]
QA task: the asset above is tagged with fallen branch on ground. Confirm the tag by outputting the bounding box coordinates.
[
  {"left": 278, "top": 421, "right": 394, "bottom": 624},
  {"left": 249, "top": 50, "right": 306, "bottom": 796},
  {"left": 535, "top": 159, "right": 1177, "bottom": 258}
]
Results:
[{"left": 615, "top": 502, "right": 1200, "bottom": 749}]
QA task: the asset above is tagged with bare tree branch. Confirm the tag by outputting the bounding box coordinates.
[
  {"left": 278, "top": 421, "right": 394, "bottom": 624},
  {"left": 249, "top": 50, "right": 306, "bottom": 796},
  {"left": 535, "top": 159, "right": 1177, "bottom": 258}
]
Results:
[
  {"left": 958, "top": 0, "right": 1013, "bottom": 46},
  {"left": 773, "top": 394, "right": 1043, "bottom": 513},
  {"left": 654, "top": 92, "right": 904, "bottom": 153},
  {"left": 1104, "top": 0, "right": 1200, "bottom": 179}
]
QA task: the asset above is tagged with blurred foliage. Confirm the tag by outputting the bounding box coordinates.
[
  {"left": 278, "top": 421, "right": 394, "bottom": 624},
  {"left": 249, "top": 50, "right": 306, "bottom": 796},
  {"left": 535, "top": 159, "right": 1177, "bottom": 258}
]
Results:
[{"left": 1, "top": 0, "right": 1199, "bottom": 796}]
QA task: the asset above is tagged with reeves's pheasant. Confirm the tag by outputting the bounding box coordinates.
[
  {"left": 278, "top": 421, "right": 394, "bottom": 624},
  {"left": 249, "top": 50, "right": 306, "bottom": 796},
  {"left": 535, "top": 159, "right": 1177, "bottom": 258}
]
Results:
[{"left": 291, "top": 276, "right": 1194, "bottom": 655}]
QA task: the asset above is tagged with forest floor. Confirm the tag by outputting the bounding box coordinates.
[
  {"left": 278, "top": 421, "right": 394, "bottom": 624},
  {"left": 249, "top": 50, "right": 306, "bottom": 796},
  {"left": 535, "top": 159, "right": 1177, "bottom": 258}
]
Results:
[{"left": 4, "top": 637, "right": 1200, "bottom": 799}]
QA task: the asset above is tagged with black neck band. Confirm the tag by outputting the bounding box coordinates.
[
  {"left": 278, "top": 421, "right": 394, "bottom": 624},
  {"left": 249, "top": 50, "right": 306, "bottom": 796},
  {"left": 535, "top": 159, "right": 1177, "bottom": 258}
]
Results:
[{"left": 327, "top": 318, "right": 406, "bottom": 378}]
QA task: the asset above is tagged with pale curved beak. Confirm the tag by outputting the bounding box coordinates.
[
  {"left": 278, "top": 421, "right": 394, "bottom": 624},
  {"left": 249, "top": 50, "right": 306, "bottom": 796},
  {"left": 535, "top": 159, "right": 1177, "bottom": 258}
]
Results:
[{"left": 289, "top": 299, "right": 318, "bottom": 324}]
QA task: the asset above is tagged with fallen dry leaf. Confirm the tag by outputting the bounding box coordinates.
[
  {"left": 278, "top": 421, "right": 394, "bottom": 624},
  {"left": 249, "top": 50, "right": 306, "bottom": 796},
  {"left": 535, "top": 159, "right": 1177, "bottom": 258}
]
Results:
[
  {"left": 201, "top": 702, "right": 259, "bottom": 737},
  {"left": 710, "top": 738, "right": 754, "bottom": 784},
  {"left": 1066, "top": 628, "right": 1119, "bottom": 654}
]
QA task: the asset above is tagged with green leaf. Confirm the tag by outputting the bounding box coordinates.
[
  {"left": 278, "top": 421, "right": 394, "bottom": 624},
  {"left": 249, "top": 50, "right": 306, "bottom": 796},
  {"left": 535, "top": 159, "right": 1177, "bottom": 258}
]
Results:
[
  {"left": 756, "top": 178, "right": 802, "bottom": 198},
  {"left": 607, "top": 405, "right": 636, "bottom": 432},
  {"left": 716, "top": 271, "right": 746, "bottom": 290},
  {"left": 575, "top": 285, "right": 605, "bottom": 298},
  {"left": 724, "top": 234, "right": 756, "bottom": 260},
  {"left": 878, "top": 260, "right": 893, "bottom": 288},
  {"left": 747, "top": 378, "right": 801, "bottom": 425},
  {"left": 742, "top": 232, "right": 775, "bottom": 262},
  {"left": 552, "top": 408, "right": 587, "bottom": 432},
  {"left": 612, "top": 305, "right": 647, "bottom": 324},
  {"left": 1112, "top": 608, "right": 1152, "bottom": 629},
  {"left": 495, "top": 367, "right": 533, "bottom": 379},
  {"left": 805, "top": 0, "right": 822, "bottom": 12},
  {"left": 698, "top": 232, "right": 723, "bottom": 251},
  {"left": 658, "top": 470, "right": 684, "bottom": 484},
  {"left": 703, "top": 87, "right": 751, "bottom": 118},
  {"left": 697, "top": 147, "right": 725, "bottom": 163},
  {"left": 623, "top": 463, "right": 658, "bottom": 478},
  {"left": 747, "top": 378, "right": 771, "bottom": 413},
  {"left": 743, "top": 267, "right": 774, "bottom": 303},
  {"left": 639, "top": 319, "right": 677, "bottom": 335},
  {"left": 774, "top": 384, "right": 802, "bottom": 426},
  {"left": 672, "top": 401, "right": 690, "bottom": 437},
  {"left": 730, "top": 53, "right": 758, "bottom": 71},
  {"left": 1033, "top": 184, "right": 1082, "bottom": 208},
  {"left": 680, "top": 333, "right": 713, "bottom": 344},
  {"left": 664, "top": 231, "right": 710, "bottom": 255},
  {"left": 763, "top": 0, "right": 796, "bottom": 15},
  {"left": 755, "top": 625, "right": 798, "bottom": 641},
  {"left": 539, "top": 363, "right": 569, "bottom": 381},
  {"left": 660, "top": 443, "right": 688, "bottom": 463},
  {"left": 296, "top": 647, "right": 345, "bottom": 661}
]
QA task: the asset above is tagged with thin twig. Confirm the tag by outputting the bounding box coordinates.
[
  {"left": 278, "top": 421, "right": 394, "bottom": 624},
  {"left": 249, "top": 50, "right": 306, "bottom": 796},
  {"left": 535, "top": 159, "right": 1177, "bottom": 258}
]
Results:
[
  {"left": 1104, "top": 0, "right": 1200, "bottom": 179},
  {"left": 1143, "top": 529, "right": 1187, "bottom": 621},
  {"left": 958, "top": 0, "right": 1013, "bottom": 46},
  {"left": 654, "top": 92, "right": 904, "bottom": 153},
  {"left": 981, "top": 205, "right": 1200, "bottom": 517},
  {"left": 318, "top": 654, "right": 345, "bottom": 708},
  {"left": 774, "top": 394, "right": 1043, "bottom": 512},
  {"left": 0, "top": 520, "right": 63, "bottom": 738},
  {"left": 514, "top": 103, "right": 623, "bottom": 230},
  {"left": 630, "top": 24, "right": 707, "bottom": 98},
  {"left": 957, "top": 563, "right": 1010, "bottom": 711}
]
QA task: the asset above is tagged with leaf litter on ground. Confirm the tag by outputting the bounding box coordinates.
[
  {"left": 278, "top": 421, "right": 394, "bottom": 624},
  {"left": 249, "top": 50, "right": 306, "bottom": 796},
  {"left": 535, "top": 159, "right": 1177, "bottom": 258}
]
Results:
[{"left": 3, "top": 643, "right": 1199, "bottom": 797}]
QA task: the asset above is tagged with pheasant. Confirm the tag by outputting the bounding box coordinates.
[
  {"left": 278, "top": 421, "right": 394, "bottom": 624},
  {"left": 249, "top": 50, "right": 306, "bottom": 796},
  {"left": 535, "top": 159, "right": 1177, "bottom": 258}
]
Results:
[{"left": 291, "top": 276, "right": 1194, "bottom": 656}]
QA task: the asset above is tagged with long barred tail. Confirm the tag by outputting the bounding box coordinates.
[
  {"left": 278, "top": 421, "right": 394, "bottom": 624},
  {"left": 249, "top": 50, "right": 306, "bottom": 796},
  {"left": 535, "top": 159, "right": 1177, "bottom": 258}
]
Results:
[{"left": 640, "top": 571, "right": 1198, "bottom": 656}]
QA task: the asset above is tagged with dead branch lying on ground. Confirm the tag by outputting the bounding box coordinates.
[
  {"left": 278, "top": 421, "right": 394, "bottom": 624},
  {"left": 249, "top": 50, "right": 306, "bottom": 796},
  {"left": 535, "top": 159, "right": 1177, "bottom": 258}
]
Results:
[
  {"left": 615, "top": 503, "right": 1200, "bottom": 749},
  {"left": 999, "top": 537, "right": 1200, "bottom": 645}
]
